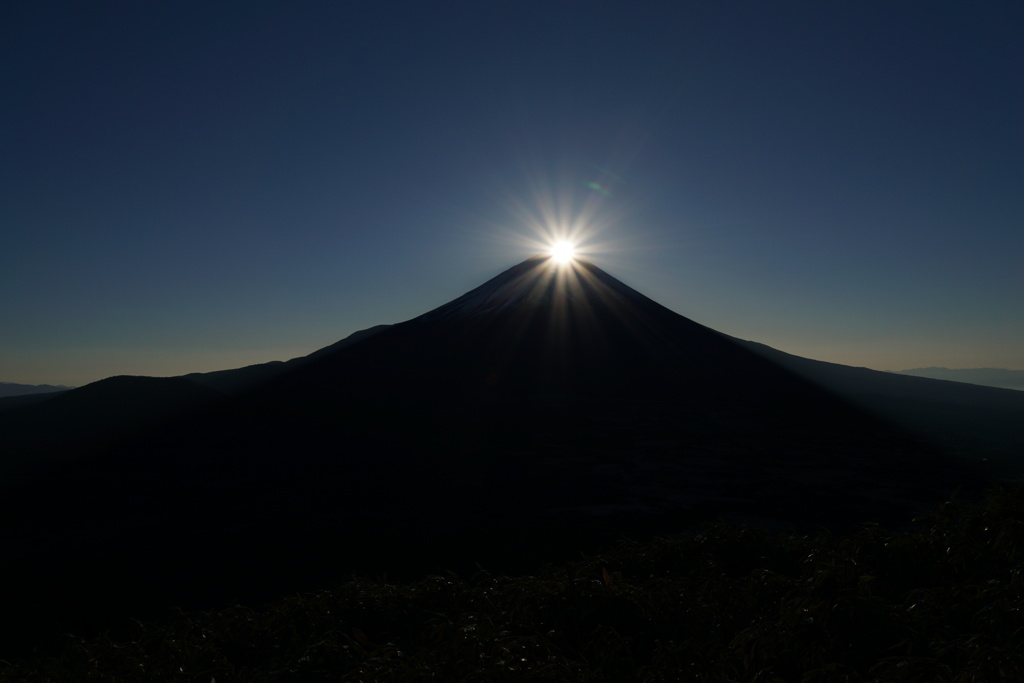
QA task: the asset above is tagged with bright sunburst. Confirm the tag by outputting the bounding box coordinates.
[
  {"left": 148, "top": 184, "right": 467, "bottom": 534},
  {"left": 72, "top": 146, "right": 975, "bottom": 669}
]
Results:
[
  {"left": 549, "top": 240, "right": 576, "bottom": 264},
  {"left": 475, "top": 164, "right": 635, "bottom": 269}
]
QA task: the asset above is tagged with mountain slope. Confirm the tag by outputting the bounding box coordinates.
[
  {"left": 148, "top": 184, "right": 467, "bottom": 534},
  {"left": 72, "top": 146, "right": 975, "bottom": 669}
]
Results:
[
  {"left": 893, "top": 367, "right": 1024, "bottom": 391},
  {"left": 737, "top": 340, "right": 1024, "bottom": 462}
]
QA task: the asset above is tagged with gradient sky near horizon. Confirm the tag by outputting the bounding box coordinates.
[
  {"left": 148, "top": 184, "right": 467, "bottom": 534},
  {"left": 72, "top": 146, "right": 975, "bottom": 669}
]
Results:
[{"left": 3, "top": 2, "right": 1022, "bottom": 387}]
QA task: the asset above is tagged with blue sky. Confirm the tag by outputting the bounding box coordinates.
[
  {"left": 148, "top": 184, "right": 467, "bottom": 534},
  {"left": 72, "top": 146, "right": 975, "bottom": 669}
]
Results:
[{"left": 3, "top": 1, "right": 1022, "bottom": 386}]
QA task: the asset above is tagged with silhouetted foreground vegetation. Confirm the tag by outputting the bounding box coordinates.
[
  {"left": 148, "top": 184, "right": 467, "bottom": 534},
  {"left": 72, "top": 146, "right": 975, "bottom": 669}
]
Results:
[{"left": 4, "top": 486, "right": 1024, "bottom": 682}]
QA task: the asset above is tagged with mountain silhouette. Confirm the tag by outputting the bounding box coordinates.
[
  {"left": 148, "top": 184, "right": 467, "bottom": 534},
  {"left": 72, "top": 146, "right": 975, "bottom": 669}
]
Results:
[
  {"left": 1, "top": 255, "right": 1019, "bottom": 655},
  {"left": 893, "top": 367, "right": 1024, "bottom": 391}
]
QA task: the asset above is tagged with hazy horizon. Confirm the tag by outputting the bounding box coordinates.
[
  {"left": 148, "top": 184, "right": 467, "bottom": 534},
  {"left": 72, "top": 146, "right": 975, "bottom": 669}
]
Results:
[{"left": 4, "top": 3, "right": 1021, "bottom": 386}]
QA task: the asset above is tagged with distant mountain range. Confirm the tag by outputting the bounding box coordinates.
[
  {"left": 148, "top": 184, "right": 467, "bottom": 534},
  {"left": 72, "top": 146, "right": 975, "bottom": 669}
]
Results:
[
  {"left": 0, "top": 381, "right": 73, "bottom": 398},
  {"left": 1, "top": 255, "right": 1021, "bottom": 656},
  {"left": 891, "top": 367, "right": 1024, "bottom": 391}
]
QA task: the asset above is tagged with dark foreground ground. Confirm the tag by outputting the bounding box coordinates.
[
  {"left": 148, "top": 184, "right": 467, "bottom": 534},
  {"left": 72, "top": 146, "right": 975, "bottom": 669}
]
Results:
[
  {"left": 0, "top": 398, "right": 1011, "bottom": 664},
  {"left": 3, "top": 484, "right": 1024, "bottom": 682},
  {"left": 0, "top": 370, "right": 1017, "bottom": 667}
]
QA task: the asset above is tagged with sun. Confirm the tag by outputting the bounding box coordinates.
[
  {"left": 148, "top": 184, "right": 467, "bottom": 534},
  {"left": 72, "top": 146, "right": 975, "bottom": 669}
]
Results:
[{"left": 549, "top": 240, "right": 576, "bottom": 264}]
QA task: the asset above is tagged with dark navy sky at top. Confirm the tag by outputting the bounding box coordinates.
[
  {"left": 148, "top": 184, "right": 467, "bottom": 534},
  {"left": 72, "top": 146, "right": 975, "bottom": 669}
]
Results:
[{"left": 2, "top": 2, "right": 1022, "bottom": 385}]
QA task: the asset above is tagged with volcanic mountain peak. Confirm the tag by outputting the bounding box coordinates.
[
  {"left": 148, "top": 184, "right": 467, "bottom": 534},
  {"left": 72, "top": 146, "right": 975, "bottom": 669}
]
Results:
[{"left": 412, "top": 254, "right": 661, "bottom": 323}]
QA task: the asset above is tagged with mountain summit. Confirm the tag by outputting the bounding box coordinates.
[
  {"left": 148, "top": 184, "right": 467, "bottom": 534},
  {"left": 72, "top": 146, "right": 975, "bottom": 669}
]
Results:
[
  {"left": 412, "top": 255, "right": 664, "bottom": 321},
  {"left": 274, "top": 255, "right": 836, "bottom": 407}
]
